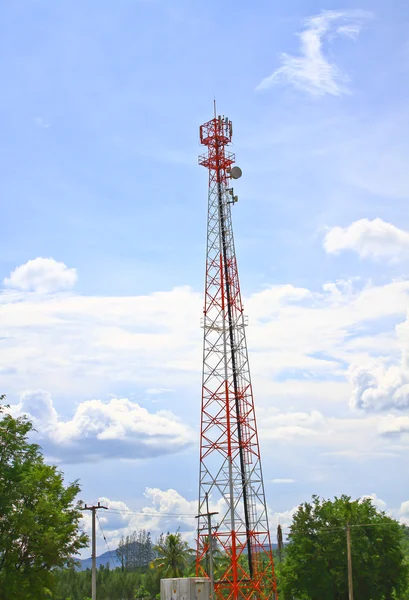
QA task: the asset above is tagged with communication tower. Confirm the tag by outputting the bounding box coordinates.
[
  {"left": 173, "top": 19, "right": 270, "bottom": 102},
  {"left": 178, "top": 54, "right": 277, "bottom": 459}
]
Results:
[{"left": 196, "top": 111, "right": 277, "bottom": 600}]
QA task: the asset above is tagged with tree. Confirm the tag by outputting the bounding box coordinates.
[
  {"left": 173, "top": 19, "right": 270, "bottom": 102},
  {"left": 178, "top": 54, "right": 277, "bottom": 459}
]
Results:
[
  {"left": 116, "top": 529, "right": 156, "bottom": 572},
  {"left": 279, "top": 494, "right": 409, "bottom": 600},
  {"left": 151, "top": 531, "right": 193, "bottom": 578},
  {"left": 0, "top": 400, "right": 88, "bottom": 599},
  {"left": 143, "top": 531, "right": 154, "bottom": 567},
  {"left": 116, "top": 535, "right": 127, "bottom": 571}
]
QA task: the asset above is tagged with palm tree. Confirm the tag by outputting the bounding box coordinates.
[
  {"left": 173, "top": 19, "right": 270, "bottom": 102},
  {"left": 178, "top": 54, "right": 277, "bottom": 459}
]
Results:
[{"left": 151, "top": 532, "right": 194, "bottom": 578}]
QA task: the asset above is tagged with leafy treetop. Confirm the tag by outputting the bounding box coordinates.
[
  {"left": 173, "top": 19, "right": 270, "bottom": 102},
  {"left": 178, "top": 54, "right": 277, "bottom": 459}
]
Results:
[
  {"left": 0, "top": 398, "right": 88, "bottom": 600},
  {"left": 279, "top": 494, "right": 409, "bottom": 600}
]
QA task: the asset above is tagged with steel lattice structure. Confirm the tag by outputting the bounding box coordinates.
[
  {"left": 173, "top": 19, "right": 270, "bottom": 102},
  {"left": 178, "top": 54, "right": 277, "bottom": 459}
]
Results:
[{"left": 196, "top": 113, "right": 277, "bottom": 600}]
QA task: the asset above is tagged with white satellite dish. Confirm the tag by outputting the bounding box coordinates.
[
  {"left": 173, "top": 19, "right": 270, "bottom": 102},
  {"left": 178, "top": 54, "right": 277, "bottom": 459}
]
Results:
[{"left": 230, "top": 166, "right": 242, "bottom": 180}]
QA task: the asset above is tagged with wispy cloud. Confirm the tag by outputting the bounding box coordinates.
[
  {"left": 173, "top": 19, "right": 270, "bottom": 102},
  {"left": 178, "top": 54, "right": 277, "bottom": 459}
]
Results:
[
  {"left": 34, "top": 116, "right": 51, "bottom": 129},
  {"left": 256, "top": 9, "right": 371, "bottom": 96},
  {"left": 271, "top": 478, "right": 295, "bottom": 484}
]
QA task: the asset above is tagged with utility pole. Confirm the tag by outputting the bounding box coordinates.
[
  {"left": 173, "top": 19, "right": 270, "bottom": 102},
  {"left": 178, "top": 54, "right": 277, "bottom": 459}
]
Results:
[
  {"left": 83, "top": 502, "right": 108, "bottom": 600},
  {"left": 196, "top": 493, "right": 218, "bottom": 600},
  {"left": 346, "top": 522, "right": 354, "bottom": 600}
]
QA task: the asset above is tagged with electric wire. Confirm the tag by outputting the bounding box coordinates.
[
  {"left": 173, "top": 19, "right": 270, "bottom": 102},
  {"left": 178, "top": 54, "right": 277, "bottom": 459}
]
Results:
[
  {"left": 96, "top": 512, "right": 116, "bottom": 569},
  {"left": 104, "top": 508, "right": 197, "bottom": 518},
  {"left": 104, "top": 509, "right": 406, "bottom": 532}
]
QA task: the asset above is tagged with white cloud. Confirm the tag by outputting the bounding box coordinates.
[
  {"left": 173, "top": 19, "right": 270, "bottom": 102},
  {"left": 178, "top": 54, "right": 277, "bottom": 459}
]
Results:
[
  {"left": 324, "top": 218, "right": 409, "bottom": 261},
  {"left": 77, "top": 484, "right": 409, "bottom": 559},
  {"left": 256, "top": 10, "right": 371, "bottom": 96},
  {"left": 399, "top": 500, "right": 409, "bottom": 526},
  {"left": 271, "top": 479, "right": 295, "bottom": 484},
  {"left": 15, "top": 390, "right": 58, "bottom": 426},
  {"left": 0, "top": 283, "right": 202, "bottom": 397},
  {"left": 267, "top": 506, "right": 298, "bottom": 538},
  {"left": 79, "top": 488, "right": 198, "bottom": 557},
  {"left": 349, "top": 363, "right": 409, "bottom": 411},
  {"left": 4, "top": 258, "right": 77, "bottom": 293},
  {"left": 2, "top": 258, "right": 409, "bottom": 458},
  {"left": 259, "top": 409, "right": 327, "bottom": 441},
  {"left": 258, "top": 404, "right": 409, "bottom": 460},
  {"left": 378, "top": 414, "right": 409, "bottom": 436},
  {"left": 146, "top": 387, "right": 172, "bottom": 396},
  {"left": 349, "top": 313, "right": 409, "bottom": 412},
  {"left": 83, "top": 488, "right": 407, "bottom": 558},
  {"left": 2, "top": 263, "right": 409, "bottom": 403},
  {"left": 336, "top": 24, "right": 361, "bottom": 39},
  {"left": 360, "top": 493, "right": 388, "bottom": 512},
  {"left": 10, "top": 392, "right": 195, "bottom": 463},
  {"left": 81, "top": 488, "right": 220, "bottom": 556},
  {"left": 78, "top": 488, "right": 301, "bottom": 557}
]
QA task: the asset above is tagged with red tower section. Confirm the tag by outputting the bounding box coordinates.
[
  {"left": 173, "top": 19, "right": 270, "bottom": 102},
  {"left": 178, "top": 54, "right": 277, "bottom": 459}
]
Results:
[{"left": 196, "top": 113, "right": 277, "bottom": 600}]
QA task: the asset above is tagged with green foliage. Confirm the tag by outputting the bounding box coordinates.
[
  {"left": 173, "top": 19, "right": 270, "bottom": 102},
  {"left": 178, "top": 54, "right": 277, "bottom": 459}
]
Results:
[
  {"left": 53, "top": 529, "right": 194, "bottom": 599},
  {"left": 53, "top": 565, "right": 162, "bottom": 600},
  {"left": 0, "top": 400, "right": 88, "bottom": 600},
  {"left": 279, "top": 494, "right": 409, "bottom": 600},
  {"left": 48, "top": 504, "right": 409, "bottom": 600},
  {"left": 134, "top": 577, "right": 150, "bottom": 599},
  {"left": 151, "top": 531, "right": 194, "bottom": 578},
  {"left": 397, "top": 527, "right": 409, "bottom": 600}
]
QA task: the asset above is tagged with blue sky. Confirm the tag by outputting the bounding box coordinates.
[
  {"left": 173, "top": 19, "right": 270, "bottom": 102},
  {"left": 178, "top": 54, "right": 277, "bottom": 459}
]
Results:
[{"left": 1, "top": 0, "right": 409, "bottom": 556}]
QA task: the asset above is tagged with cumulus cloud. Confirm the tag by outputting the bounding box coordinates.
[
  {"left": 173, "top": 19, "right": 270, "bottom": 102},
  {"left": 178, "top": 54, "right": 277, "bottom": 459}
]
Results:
[
  {"left": 324, "top": 218, "right": 409, "bottom": 261},
  {"left": 348, "top": 312, "right": 409, "bottom": 412},
  {"left": 79, "top": 488, "right": 198, "bottom": 556},
  {"left": 349, "top": 364, "right": 409, "bottom": 411},
  {"left": 10, "top": 392, "right": 195, "bottom": 463},
  {"left": 399, "top": 500, "right": 409, "bottom": 526},
  {"left": 360, "top": 493, "right": 387, "bottom": 512},
  {"left": 80, "top": 488, "right": 226, "bottom": 555},
  {"left": 4, "top": 257, "right": 77, "bottom": 293},
  {"left": 15, "top": 390, "right": 58, "bottom": 427},
  {"left": 256, "top": 10, "right": 371, "bottom": 96},
  {"left": 78, "top": 487, "right": 301, "bottom": 557}
]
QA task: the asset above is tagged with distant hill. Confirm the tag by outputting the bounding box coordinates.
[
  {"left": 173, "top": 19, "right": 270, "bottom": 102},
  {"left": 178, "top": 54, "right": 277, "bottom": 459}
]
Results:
[
  {"left": 77, "top": 543, "right": 281, "bottom": 571},
  {"left": 76, "top": 549, "right": 120, "bottom": 571}
]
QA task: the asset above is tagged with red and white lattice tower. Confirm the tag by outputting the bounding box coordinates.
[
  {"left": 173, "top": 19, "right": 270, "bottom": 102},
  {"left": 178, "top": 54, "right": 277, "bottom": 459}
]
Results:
[{"left": 196, "top": 111, "right": 277, "bottom": 600}]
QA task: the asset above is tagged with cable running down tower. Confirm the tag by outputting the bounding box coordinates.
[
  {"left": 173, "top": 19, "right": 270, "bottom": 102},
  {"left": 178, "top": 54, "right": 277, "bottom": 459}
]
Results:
[{"left": 196, "top": 112, "right": 277, "bottom": 600}]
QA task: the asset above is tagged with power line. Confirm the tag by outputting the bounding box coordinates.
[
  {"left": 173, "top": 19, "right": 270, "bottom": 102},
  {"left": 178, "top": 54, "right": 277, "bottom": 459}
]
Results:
[
  {"left": 104, "top": 508, "right": 197, "bottom": 518},
  {"left": 96, "top": 512, "right": 115, "bottom": 570},
  {"left": 101, "top": 509, "right": 407, "bottom": 538}
]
